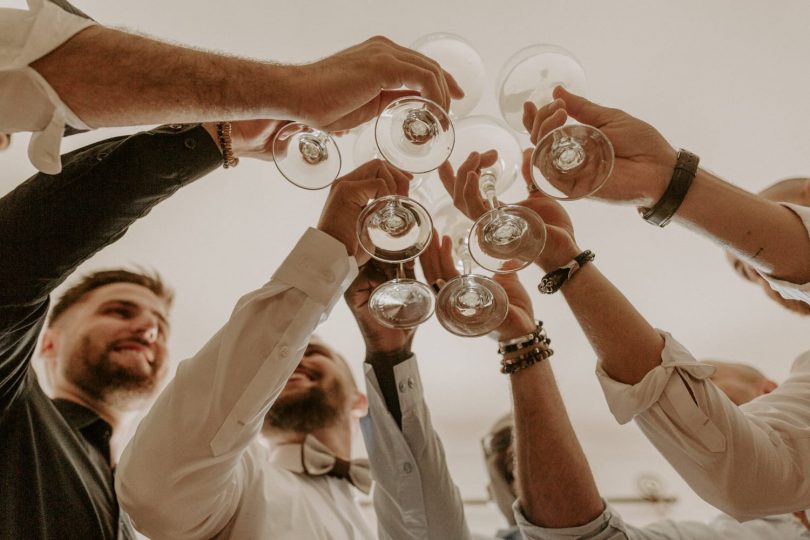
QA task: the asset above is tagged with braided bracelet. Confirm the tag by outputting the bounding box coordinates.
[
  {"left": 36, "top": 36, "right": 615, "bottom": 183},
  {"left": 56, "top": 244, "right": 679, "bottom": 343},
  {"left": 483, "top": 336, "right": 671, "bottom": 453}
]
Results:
[
  {"left": 498, "top": 321, "right": 549, "bottom": 355},
  {"left": 216, "top": 121, "right": 240, "bottom": 169}
]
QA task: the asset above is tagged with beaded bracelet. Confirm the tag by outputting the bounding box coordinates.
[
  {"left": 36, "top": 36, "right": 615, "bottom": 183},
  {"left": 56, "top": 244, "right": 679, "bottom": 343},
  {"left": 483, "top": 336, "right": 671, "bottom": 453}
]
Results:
[
  {"left": 500, "top": 346, "right": 554, "bottom": 374},
  {"left": 216, "top": 121, "right": 240, "bottom": 169},
  {"left": 498, "top": 321, "right": 549, "bottom": 355}
]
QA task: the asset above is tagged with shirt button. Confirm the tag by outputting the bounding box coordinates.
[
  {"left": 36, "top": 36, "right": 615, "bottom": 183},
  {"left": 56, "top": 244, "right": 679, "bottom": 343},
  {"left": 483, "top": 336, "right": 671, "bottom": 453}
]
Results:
[
  {"left": 184, "top": 137, "right": 197, "bottom": 149},
  {"left": 402, "top": 462, "right": 413, "bottom": 474},
  {"left": 279, "top": 346, "right": 289, "bottom": 357},
  {"left": 407, "top": 377, "right": 415, "bottom": 389},
  {"left": 398, "top": 381, "right": 406, "bottom": 393}
]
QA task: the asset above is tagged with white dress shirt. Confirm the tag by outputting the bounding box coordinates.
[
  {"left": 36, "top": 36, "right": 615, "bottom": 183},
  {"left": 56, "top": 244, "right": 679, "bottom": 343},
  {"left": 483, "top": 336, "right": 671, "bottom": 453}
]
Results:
[
  {"left": 117, "top": 228, "right": 364, "bottom": 540},
  {"left": 1, "top": 0, "right": 94, "bottom": 174},
  {"left": 595, "top": 203, "right": 810, "bottom": 521},
  {"left": 516, "top": 500, "right": 810, "bottom": 539},
  {"left": 362, "top": 356, "right": 471, "bottom": 540}
]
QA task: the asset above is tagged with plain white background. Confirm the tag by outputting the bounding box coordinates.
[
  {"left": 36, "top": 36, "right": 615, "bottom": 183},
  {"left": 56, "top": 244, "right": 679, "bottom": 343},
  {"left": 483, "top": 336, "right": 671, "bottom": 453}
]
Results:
[{"left": 2, "top": 0, "right": 809, "bottom": 534}]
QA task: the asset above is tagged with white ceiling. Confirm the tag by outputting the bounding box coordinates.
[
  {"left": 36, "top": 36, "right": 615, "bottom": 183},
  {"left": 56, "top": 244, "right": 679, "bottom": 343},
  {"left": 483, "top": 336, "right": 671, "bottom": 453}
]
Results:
[{"left": 3, "top": 0, "right": 810, "bottom": 531}]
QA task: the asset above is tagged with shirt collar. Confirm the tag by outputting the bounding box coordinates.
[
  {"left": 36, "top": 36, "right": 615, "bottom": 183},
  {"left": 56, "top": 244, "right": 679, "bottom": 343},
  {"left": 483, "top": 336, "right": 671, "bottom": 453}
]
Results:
[{"left": 53, "top": 398, "right": 113, "bottom": 462}]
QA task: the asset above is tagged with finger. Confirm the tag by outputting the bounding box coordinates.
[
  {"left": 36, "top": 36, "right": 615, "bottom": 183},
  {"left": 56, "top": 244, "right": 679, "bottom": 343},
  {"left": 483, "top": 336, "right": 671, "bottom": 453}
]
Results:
[
  {"left": 463, "top": 170, "right": 488, "bottom": 218},
  {"left": 437, "top": 160, "right": 457, "bottom": 198},
  {"left": 402, "top": 259, "right": 417, "bottom": 280},
  {"left": 383, "top": 56, "right": 447, "bottom": 110},
  {"left": 418, "top": 229, "right": 442, "bottom": 283},
  {"left": 437, "top": 234, "right": 461, "bottom": 280},
  {"left": 455, "top": 152, "right": 482, "bottom": 205},
  {"left": 375, "top": 162, "right": 398, "bottom": 195},
  {"left": 478, "top": 149, "right": 498, "bottom": 169},
  {"left": 553, "top": 86, "right": 619, "bottom": 129},
  {"left": 371, "top": 37, "right": 452, "bottom": 109},
  {"left": 522, "top": 101, "right": 538, "bottom": 133},
  {"left": 530, "top": 99, "right": 565, "bottom": 145},
  {"left": 384, "top": 162, "right": 413, "bottom": 196},
  {"left": 321, "top": 89, "right": 420, "bottom": 131},
  {"left": 443, "top": 69, "right": 465, "bottom": 100},
  {"left": 533, "top": 108, "right": 567, "bottom": 146},
  {"left": 520, "top": 148, "right": 534, "bottom": 187},
  {"left": 344, "top": 158, "right": 389, "bottom": 182}
]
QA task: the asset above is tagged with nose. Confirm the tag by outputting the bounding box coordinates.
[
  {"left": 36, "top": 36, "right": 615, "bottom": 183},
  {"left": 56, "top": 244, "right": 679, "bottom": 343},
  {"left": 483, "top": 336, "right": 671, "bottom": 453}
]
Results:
[{"left": 132, "top": 313, "right": 160, "bottom": 343}]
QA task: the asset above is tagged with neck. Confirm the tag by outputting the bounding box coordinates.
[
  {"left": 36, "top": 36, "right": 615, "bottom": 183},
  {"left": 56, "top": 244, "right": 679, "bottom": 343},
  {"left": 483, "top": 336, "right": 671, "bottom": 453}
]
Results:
[
  {"left": 52, "top": 383, "right": 124, "bottom": 431},
  {"left": 266, "top": 419, "right": 354, "bottom": 460}
]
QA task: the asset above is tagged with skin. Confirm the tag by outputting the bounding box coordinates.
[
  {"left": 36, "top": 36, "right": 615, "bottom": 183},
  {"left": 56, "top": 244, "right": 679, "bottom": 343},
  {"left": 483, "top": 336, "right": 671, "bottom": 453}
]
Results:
[
  {"left": 30, "top": 31, "right": 463, "bottom": 132},
  {"left": 40, "top": 282, "right": 170, "bottom": 432},
  {"left": 0, "top": 133, "right": 9, "bottom": 150},
  {"left": 263, "top": 337, "right": 367, "bottom": 461}
]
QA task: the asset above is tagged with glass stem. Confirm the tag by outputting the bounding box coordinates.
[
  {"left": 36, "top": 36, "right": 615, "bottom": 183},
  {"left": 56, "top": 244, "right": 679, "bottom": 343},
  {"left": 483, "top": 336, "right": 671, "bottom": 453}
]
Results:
[
  {"left": 480, "top": 172, "right": 499, "bottom": 211},
  {"left": 461, "top": 242, "right": 473, "bottom": 276},
  {"left": 397, "top": 263, "right": 406, "bottom": 280}
]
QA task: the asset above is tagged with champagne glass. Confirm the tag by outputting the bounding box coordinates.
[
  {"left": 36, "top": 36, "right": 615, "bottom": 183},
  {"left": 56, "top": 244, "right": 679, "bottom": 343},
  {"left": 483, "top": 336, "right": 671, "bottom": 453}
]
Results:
[
  {"left": 375, "top": 96, "right": 455, "bottom": 174},
  {"left": 497, "top": 44, "right": 614, "bottom": 200},
  {"left": 272, "top": 122, "right": 341, "bottom": 190},
  {"left": 412, "top": 32, "right": 486, "bottom": 119},
  {"left": 357, "top": 195, "right": 435, "bottom": 328},
  {"left": 435, "top": 232, "right": 509, "bottom": 337}
]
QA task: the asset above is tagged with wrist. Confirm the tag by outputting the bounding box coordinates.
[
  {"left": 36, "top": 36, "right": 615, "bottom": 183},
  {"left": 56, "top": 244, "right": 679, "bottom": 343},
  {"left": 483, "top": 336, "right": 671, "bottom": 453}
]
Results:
[
  {"left": 638, "top": 148, "right": 679, "bottom": 207},
  {"left": 365, "top": 347, "right": 412, "bottom": 366},
  {"left": 536, "top": 243, "right": 581, "bottom": 273}
]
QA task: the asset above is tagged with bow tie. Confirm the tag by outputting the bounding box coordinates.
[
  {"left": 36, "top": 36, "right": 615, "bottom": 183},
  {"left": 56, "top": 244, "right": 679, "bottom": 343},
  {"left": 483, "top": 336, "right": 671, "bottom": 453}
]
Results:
[{"left": 271, "top": 435, "right": 373, "bottom": 494}]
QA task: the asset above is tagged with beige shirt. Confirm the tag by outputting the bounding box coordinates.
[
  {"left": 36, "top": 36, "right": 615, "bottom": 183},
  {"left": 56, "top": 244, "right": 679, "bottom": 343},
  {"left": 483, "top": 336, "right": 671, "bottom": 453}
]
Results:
[{"left": 0, "top": 0, "right": 94, "bottom": 173}]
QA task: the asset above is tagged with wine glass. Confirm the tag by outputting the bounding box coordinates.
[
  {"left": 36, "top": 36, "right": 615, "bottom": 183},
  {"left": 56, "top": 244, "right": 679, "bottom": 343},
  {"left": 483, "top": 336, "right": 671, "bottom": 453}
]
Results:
[
  {"left": 450, "top": 116, "right": 546, "bottom": 273},
  {"left": 412, "top": 32, "right": 486, "bottom": 119},
  {"left": 435, "top": 219, "right": 509, "bottom": 337},
  {"left": 351, "top": 121, "right": 426, "bottom": 193},
  {"left": 357, "top": 195, "right": 435, "bottom": 328},
  {"left": 497, "top": 44, "right": 614, "bottom": 200},
  {"left": 374, "top": 96, "right": 455, "bottom": 174},
  {"left": 272, "top": 122, "right": 341, "bottom": 190}
]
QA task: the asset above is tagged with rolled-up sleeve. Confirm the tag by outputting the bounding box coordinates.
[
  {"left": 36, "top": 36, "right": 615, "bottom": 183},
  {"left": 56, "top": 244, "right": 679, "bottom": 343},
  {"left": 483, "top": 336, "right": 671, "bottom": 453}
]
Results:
[
  {"left": 515, "top": 500, "right": 798, "bottom": 539},
  {"left": 1, "top": 0, "right": 96, "bottom": 173},
  {"left": 597, "top": 332, "right": 810, "bottom": 520},
  {"left": 758, "top": 203, "right": 810, "bottom": 304},
  {"left": 116, "top": 228, "right": 358, "bottom": 540}
]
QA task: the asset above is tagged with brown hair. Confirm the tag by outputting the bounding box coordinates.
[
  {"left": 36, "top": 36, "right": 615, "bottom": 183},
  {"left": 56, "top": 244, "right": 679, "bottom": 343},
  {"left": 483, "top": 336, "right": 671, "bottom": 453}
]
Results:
[{"left": 48, "top": 269, "right": 173, "bottom": 327}]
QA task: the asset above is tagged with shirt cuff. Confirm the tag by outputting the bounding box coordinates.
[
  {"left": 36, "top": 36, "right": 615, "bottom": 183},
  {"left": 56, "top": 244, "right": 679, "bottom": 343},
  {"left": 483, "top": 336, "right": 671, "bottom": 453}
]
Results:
[
  {"left": 514, "top": 500, "right": 628, "bottom": 540},
  {"left": 13, "top": 0, "right": 96, "bottom": 67},
  {"left": 596, "top": 331, "right": 716, "bottom": 424},
  {"left": 753, "top": 203, "right": 810, "bottom": 304},
  {"left": 272, "top": 227, "right": 358, "bottom": 315}
]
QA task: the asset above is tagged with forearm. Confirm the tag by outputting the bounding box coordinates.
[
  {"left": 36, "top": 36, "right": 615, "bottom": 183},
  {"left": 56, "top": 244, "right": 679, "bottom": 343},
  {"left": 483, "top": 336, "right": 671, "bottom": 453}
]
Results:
[
  {"left": 31, "top": 26, "right": 297, "bottom": 128},
  {"left": 672, "top": 169, "right": 810, "bottom": 283},
  {"left": 559, "top": 264, "right": 664, "bottom": 385},
  {"left": 511, "top": 360, "right": 604, "bottom": 528}
]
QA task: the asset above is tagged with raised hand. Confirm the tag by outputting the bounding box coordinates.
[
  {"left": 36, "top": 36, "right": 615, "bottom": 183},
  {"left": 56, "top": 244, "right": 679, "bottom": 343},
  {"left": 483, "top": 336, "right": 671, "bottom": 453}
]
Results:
[
  {"left": 523, "top": 86, "right": 677, "bottom": 206},
  {"left": 293, "top": 36, "right": 464, "bottom": 132},
  {"left": 317, "top": 160, "right": 411, "bottom": 266},
  {"left": 344, "top": 260, "right": 416, "bottom": 355}
]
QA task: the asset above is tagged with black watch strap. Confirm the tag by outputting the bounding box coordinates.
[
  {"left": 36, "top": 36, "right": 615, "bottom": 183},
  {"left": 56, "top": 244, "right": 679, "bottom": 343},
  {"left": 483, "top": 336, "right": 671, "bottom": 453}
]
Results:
[{"left": 639, "top": 149, "right": 700, "bottom": 227}]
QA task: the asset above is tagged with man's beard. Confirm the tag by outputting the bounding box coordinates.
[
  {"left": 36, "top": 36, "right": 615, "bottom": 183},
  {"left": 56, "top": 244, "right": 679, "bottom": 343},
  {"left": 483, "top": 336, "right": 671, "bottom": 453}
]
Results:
[
  {"left": 65, "top": 335, "right": 159, "bottom": 409},
  {"left": 264, "top": 383, "right": 345, "bottom": 433}
]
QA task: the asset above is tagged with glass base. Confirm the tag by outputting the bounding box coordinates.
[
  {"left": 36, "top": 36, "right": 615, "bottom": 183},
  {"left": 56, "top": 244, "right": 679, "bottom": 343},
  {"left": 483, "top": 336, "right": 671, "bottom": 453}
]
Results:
[
  {"left": 273, "top": 123, "right": 341, "bottom": 190},
  {"left": 530, "top": 124, "right": 614, "bottom": 200},
  {"left": 369, "top": 279, "right": 435, "bottom": 329},
  {"left": 469, "top": 205, "right": 547, "bottom": 273},
  {"left": 436, "top": 274, "right": 509, "bottom": 337}
]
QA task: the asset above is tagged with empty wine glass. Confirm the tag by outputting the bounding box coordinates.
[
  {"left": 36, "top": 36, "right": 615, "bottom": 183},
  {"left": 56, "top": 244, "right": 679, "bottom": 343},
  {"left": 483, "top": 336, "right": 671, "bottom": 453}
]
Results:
[
  {"left": 272, "top": 122, "right": 341, "bottom": 190},
  {"left": 451, "top": 115, "right": 521, "bottom": 196},
  {"left": 469, "top": 173, "right": 547, "bottom": 273},
  {"left": 497, "top": 44, "right": 614, "bottom": 200},
  {"left": 412, "top": 32, "right": 486, "bottom": 119},
  {"left": 357, "top": 195, "right": 435, "bottom": 328},
  {"left": 375, "top": 96, "right": 455, "bottom": 174},
  {"left": 435, "top": 231, "right": 509, "bottom": 337}
]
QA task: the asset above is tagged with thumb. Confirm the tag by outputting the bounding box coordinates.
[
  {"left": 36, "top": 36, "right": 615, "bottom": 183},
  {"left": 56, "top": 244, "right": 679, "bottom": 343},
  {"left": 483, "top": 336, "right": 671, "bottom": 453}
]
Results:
[{"left": 553, "top": 86, "right": 618, "bottom": 129}]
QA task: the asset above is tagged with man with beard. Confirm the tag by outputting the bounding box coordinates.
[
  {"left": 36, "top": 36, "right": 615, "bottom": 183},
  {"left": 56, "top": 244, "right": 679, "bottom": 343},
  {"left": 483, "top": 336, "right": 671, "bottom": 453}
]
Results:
[
  {"left": 0, "top": 117, "right": 291, "bottom": 539},
  {"left": 116, "top": 160, "right": 468, "bottom": 539}
]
